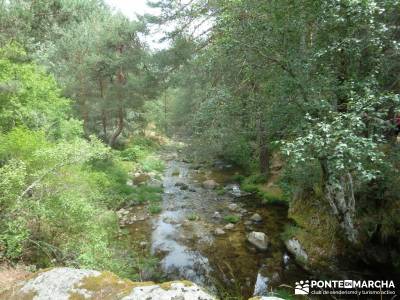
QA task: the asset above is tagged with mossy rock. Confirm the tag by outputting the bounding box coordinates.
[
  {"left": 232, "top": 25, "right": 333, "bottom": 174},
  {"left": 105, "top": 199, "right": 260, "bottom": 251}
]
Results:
[{"left": 1, "top": 267, "right": 216, "bottom": 300}]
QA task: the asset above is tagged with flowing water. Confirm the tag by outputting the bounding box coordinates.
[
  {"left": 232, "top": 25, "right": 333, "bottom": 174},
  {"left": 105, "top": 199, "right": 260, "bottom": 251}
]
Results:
[{"left": 145, "top": 155, "right": 308, "bottom": 298}]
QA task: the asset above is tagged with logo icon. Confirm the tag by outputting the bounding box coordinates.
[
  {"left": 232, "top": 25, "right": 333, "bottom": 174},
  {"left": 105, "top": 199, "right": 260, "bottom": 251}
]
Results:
[{"left": 295, "top": 280, "right": 310, "bottom": 295}]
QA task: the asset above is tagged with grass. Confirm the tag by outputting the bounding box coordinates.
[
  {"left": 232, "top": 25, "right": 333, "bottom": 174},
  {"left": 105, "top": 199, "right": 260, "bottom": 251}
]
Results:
[
  {"left": 242, "top": 183, "right": 258, "bottom": 193},
  {"left": 148, "top": 204, "right": 162, "bottom": 215},
  {"left": 224, "top": 215, "right": 240, "bottom": 224},
  {"left": 141, "top": 156, "right": 165, "bottom": 173},
  {"left": 187, "top": 213, "right": 199, "bottom": 221},
  {"left": 259, "top": 190, "right": 287, "bottom": 204},
  {"left": 130, "top": 185, "right": 163, "bottom": 205},
  {"left": 216, "top": 187, "right": 225, "bottom": 196},
  {"left": 231, "top": 174, "right": 245, "bottom": 183}
]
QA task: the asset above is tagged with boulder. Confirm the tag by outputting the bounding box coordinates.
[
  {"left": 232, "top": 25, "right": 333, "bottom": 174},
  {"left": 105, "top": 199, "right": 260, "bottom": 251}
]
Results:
[
  {"left": 175, "top": 182, "right": 188, "bottom": 189},
  {"left": 214, "top": 228, "right": 226, "bottom": 235},
  {"left": 285, "top": 238, "right": 308, "bottom": 264},
  {"left": 228, "top": 203, "right": 239, "bottom": 211},
  {"left": 247, "top": 232, "right": 269, "bottom": 251},
  {"left": 2, "top": 267, "right": 217, "bottom": 300},
  {"left": 202, "top": 180, "right": 219, "bottom": 189},
  {"left": 212, "top": 211, "right": 222, "bottom": 219},
  {"left": 250, "top": 213, "right": 262, "bottom": 223},
  {"left": 132, "top": 173, "right": 150, "bottom": 185},
  {"left": 224, "top": 223, "right": 235, "bottom": 230}
]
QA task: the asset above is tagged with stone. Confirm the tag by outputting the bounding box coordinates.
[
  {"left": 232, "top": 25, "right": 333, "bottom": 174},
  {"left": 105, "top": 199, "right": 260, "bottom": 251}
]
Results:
[
  {"left": 285, "top": 238, "right": 308, "bottom": 263},
  {"left": 250, "top": 213, "right": 262, "bottom": 223},
  {"left": 132, "top": 173, "right": 150, "bottom": 185},
  {"left": 175, "top": 182, "right": 188, "bottom": 190},
  {"left": 212, "top": 211, "right": 221, "bottom": 219},
  {"left": 244, "top": 220, "right": 252, "bottom": 226},
  {"left": 214, "top": 228, "right": 226, "bottom": 235},
  {"left": 247, "top": 231, "right": 269, "bottom": 251},
  {"left": 3, "top": 268, "right": 217, "bottom": 300},
  {"left": 202, "top": 179, "right": 219, "bottom": 189},
  {"left": 224, "top": 223, "right": 235, "bottom": 230},
  {"left": 228, "top": 203, "right": 239, "bottom": 211}
]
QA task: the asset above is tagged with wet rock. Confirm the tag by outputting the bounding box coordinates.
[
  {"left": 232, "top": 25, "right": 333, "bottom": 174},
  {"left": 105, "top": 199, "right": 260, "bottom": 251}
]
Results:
[
  {"left": 212, "top": 211, "right": 222, "bottom": 219},
  {"left": 175, "top": 182, "right": 188, "bottom": 190},
  {"left": 285, "top": 238, "right": 308, "bottom": 264},
  {"left": 214, "top": 228, "right": 226, "bottom": 235},
  {"left": 253, "top": 272, "right": 269, "bottom": 296},
  {"left": 189, "top": 188, "right": 196, "bottom": 192},
  {"left": 202, "top": 180, "right": 219, "bottom": 189},
  {"left": 228, "top": 203, "right": 239, "bottom": 211},
  {"left": 247, "top": 231, "right": 269, "bottom": 251},
  {"left": 224, "top": 223, "right": 235, "bottom": 230},
  {"left": 225, "top": 184, "right": 242, "bottom": 197},
  {"left": 250, "top": 213, "right": 263, "bottom": 223},
  {"left": 244, "top": 220, "right": 252, "bottom": 226}
]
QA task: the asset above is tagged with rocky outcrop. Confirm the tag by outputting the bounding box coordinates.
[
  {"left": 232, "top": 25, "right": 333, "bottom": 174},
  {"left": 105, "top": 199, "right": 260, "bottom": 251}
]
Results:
[
  {"left": 247, "top": 232, "right": 269, "bottom": 251},
  {"left": 285, "top": 238, "right": 308, "bottom": 264},
  {"left": 1, "top": 268, "right": 216, "bottom": 300}
]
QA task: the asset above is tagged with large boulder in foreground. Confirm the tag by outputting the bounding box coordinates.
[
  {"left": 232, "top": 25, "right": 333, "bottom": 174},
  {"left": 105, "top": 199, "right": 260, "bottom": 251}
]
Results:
[{"left": 1, "top": 267, "right": 216, "bottom": 300}]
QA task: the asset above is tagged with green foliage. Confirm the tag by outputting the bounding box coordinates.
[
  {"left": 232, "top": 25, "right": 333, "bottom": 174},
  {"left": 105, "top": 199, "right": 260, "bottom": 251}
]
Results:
[
  {"left": 231, "top": 174, "right": 245, "bottom": 183},
  {"left": 241, "top": 184, "right": 259, "bottom": 193},
  {"left": 0, "top": 44, "right": 149, "bottom": 279},
  {"left": 130, "top": 185, "right": 163, "bottom": 205},
  {"left": 216, "top": 188, "right": 225, "bottom": 196},
  {"left": 0, "top": 43, "right": 70, "bottom": 132},
  {"left": 187, "top": 213, "right": 199, "bottom": 221},
  {"left": 259, "top": 191, "right": 287, "bottom": 205},
  {"left": 148, "top": 204, "right": 162, "bottom": 215},
  {"left": 141, "top": 156, "right": 165, "bottom": 173},
  {"left": 223, "top": 215, "right": 240, "bottom": 224},
  {"left": 244, "top": 174, "right": 267, "bottom": 185}
]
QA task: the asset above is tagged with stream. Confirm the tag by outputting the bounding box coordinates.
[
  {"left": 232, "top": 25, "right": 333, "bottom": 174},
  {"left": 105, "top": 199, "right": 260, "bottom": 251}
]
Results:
[{"left": 127, "top": 150, "right": 309, "bottom": 298}]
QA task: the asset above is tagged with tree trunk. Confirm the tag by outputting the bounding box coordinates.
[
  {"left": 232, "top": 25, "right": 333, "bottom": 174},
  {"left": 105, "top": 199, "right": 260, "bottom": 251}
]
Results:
[
  {"left": 326, "top": 174, "right": 358, "bottom": 244},
  {"left": 258, "top": 119, "right": 269, "bottom": 176},
  {"left": 109, "top": 106, "right": 124, "bottom": 147},
  {"left": 101, "top": 109, "right": 107, "bottom": 141}
]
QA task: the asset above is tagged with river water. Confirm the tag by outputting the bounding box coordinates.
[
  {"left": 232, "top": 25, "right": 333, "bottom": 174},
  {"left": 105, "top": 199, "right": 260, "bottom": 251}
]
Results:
[{"left": 145, "top": 155, "right": 308, "bottom": 298}]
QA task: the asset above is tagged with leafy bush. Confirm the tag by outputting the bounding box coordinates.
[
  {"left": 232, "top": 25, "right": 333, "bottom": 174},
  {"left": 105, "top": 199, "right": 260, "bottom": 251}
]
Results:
[{"left": 141, "top": 156, "right": 165, "bottom": 173}]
